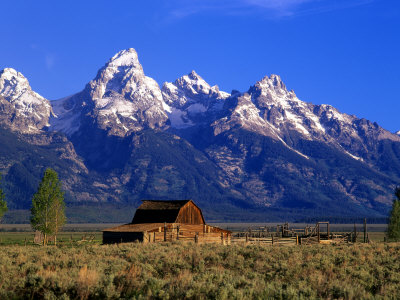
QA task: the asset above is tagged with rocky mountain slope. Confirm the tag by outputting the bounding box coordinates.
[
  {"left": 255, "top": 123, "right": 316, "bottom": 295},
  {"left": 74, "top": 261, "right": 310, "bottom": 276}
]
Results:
[{"left": 0, "top": 48, "right": 398, "bottom": 221}]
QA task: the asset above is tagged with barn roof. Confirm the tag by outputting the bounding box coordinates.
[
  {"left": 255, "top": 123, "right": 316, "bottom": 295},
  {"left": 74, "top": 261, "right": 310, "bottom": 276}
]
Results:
[
  {"left": 138, "top": 200, "right": 191, "bottom": 210},
  {"left": 131, "top": 200, "right": 195, "bottom": 224}
]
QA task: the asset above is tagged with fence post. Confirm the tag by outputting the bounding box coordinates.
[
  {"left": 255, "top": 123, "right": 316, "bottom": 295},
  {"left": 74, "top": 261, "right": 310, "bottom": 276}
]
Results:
[
  {"left": 221, "top": 232, "right": 224, "bottom": 245},
  {"left": 164, "top": 223, "right": 167, "bottom": 242},
  {"left": 272, "top": 235, "right": 274, "bottom": 245},
  {"left": 153, "top": 232, "right": 156, "bottom": 242},
  {"left": 142, "top": 231, "right": 147, "bottom": 244},
  {"left": 354, "top": 223, "right": 357, "bottom": 243},
  {"left": 296, "top": 234, "right": 299, "bottom": 245},
  {"left": 245, "top": 233, "right": 248, "bottom": 243},
  {"left": 327, "top": 223, "right": 330, "bottom": 240},
  {"left": 177, "top": 225, "right": 180, "bottom": 240},
  {"left": 317, "top": 223, "right": 320, "bottom": 244},
  {"left": 364, "top": 218, "right": 368, "bottom": 243},
  {"left": 195, "top": 232, "right": 198, "bottom": 244}
]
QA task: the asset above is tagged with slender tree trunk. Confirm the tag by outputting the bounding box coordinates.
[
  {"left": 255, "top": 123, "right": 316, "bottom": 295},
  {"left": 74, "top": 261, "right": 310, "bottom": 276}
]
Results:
[
  {"left": 45, "top": 204, "right": 48, "bottom": 246},
  {"left": 55, "top": 210, "right": 58, "bottom": 246}
]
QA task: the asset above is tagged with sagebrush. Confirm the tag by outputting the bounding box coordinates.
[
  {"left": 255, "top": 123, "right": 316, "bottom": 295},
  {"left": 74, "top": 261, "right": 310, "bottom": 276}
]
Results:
[{"left": 0, "top": 242, "right": 399, "bottom": 299}]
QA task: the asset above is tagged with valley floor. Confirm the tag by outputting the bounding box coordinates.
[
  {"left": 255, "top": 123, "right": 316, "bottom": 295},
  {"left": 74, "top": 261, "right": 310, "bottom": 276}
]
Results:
[
  {"left": 0, "top": 223, "right": 388, "bottom": 245},
  {"left": 0, "top": 241, "right": 399, "bottom": 299}
]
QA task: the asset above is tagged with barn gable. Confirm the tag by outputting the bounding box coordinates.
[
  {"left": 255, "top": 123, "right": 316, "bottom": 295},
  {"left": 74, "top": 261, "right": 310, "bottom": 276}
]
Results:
[
  {"left": 131, "top": 200, "right": 205, "bottom": 225},
  {"left": 175, "top": 201, "right": 205, "bottom": 224}
]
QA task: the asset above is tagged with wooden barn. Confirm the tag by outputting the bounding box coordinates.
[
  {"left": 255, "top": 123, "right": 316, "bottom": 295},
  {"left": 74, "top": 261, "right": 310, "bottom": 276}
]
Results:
[{"left": 103, "top": 200, "right": 231, "bottom": 244}]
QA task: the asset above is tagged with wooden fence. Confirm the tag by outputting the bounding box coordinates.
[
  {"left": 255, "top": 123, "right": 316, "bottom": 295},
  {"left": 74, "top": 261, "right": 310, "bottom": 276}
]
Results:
[
  {"left": 142, "top": 224, "right": 231, "bottom": 245},
  {"left": 231, "top": 222, "right": 354, "bottom": 246},
  {"left": 231, "top": 236, "right": 298, "bottom": 246}
]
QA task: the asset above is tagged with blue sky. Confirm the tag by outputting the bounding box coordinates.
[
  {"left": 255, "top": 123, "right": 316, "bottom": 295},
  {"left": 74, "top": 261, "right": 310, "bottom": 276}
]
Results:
[{"left": 1, "top": 0, "right": 399, "bottom": 131}]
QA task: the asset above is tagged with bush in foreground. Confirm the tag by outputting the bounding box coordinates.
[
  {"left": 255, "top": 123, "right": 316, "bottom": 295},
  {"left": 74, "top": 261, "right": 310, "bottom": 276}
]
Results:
[{"left": 0, "top": 242, "right": 399, "bottom": 299}]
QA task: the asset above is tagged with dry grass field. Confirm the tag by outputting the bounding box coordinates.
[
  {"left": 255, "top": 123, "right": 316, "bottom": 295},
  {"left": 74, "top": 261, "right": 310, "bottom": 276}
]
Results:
[{"left": 0, "top": 241, "right": 399, "bottom": 299}]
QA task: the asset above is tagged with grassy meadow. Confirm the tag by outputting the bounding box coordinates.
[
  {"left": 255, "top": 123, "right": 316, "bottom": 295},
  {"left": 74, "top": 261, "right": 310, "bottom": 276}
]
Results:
[
  {"left": 0, "top": 223, "right": 114, "bottom": 246},
  {"left": 0, "top": 241, "right": 399, "bottom": 299}
]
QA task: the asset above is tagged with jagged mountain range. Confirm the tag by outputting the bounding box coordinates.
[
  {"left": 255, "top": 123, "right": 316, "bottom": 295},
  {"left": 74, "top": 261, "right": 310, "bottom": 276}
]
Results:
[{"left": 0, "top": 48, "right": 399, "bottom": 221}]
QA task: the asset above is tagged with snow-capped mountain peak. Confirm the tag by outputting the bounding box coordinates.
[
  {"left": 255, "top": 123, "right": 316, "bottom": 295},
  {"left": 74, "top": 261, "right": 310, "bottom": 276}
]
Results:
[
  {"left": 175, "top": 70, "right": 216, "bottom": 96},
  {"left": 89, "top": 48, "right": 148, "bottom": 100},
  {"left": 50, "top": 48, "right": 168, "bottom": 137},
  {"left": 253, "top": 74, "right": 296, "bottom": 100},
  {"left": 0, "top": 68, "right": 51, "bottom": 133},
  {"left": 163, "top": 71, "right": 230, "bottom": 106},
  {"left": 107, "top": 48, "right": 140, "bottom": 68},
  {"left": 162, "top": 71, "right": 230, "bottom": 129},
  {"left": 0, "top": 68, "right": 35, "bottom": 102}
]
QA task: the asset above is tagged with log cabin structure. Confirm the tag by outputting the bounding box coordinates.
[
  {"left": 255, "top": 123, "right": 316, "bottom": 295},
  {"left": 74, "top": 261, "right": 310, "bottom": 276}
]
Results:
[{"left": 103, "top": 200, "right": 231, "bottom": 244}]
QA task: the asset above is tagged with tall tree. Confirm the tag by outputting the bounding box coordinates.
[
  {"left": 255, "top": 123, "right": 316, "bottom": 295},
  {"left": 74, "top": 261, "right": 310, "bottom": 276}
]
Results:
[
  {"left": 30, "top": 168, "right": 66, "bottom": 246},
  {"left": 387, "top": 186, "right": 400, "bottom": 241},
  {"left": 0, "top": 173, "right": 8, "bottom": 222}
]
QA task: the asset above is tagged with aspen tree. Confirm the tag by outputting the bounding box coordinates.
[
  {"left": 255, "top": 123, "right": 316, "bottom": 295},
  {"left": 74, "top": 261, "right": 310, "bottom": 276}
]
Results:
[{"left": 31, "top": 168, "right": 66, "bottom": 246}]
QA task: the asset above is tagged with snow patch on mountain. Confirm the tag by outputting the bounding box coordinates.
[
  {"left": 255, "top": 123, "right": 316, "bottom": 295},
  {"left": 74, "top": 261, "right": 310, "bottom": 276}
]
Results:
[
  {"left": 50, "top": 96, "right": 81, "bottom": 136},
  {"left": 169, "top": 107, "right": 195, "bottom": 129},
  {"left": 344, "top": 150, "right": 363, "bottom": 161}
]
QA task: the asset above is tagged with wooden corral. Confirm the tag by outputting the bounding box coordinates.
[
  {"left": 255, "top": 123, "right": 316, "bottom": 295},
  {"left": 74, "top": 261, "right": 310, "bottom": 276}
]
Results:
[
  {"left": 103, "top": 200, "right": 230, "bottom": 244},
  {"left": 230, "top": 221, "right": 363, "bottom": 246}
]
